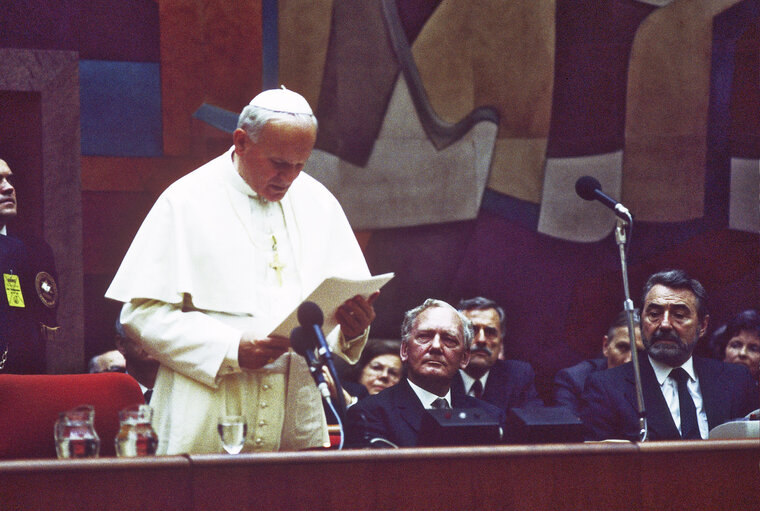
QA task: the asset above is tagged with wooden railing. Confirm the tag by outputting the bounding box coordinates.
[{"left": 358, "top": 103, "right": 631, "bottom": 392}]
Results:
[{"left": 1, "top": 440, "right": 757, "bottom": 510}]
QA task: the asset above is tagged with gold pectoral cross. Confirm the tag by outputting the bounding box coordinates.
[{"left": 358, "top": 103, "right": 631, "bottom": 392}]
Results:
[{"left": 269, "top": 234, "right": 284, "bottom": 286}]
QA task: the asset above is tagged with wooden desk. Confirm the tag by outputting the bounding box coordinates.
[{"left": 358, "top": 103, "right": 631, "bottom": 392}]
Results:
[{"left": 1, "top": 440, "right": 757, "bottom": 510}]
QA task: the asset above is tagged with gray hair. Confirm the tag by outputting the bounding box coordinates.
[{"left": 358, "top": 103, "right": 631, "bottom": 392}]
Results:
[
  {"left": 457, "top": 296, "right": 506, "bottom": 339},
  {"left": 400, "top": 299, "right": 474, "bottom": 349},
  {"left": 642, "top": 269, "right": 708, "bottom": 319},
  {"left": 236, "top": 105, "right": 318, "bottom": 142}
]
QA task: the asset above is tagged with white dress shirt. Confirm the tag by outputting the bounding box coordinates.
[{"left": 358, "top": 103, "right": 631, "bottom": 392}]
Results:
[{"left": 649, "top": 356, "right": 708, "bottom": 439}]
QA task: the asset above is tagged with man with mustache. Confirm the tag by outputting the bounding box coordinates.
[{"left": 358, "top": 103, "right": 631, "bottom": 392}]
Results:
[
  {"left": 581, "top": 269, "right": 758, "bottom": 441},
  {"left": 0, "top": 158, "right": 60, "bottom": 374},
  {"left": 450, "top": 297, "right": 542, "bottom": 415},
  {"left": 345, "top": 299, "right": 504, "bottom": 447}
]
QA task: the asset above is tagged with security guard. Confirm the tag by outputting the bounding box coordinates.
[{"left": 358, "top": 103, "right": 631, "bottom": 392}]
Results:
[{"left": 0, "top": 158, "right": 60, "bottom": 373}]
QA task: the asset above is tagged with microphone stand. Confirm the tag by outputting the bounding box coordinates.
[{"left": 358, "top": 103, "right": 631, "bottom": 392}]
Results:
[{"left": 614, "top": 215, "right": 648, "bottom": 442}]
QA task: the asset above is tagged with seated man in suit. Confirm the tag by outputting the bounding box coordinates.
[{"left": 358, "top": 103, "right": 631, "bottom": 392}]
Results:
[
  {"left": 581, "top": 269, "right": 759, "bottom": 441},
  {"left": 451, "top": 297, "right": 543, "bottom": 414},
  {"left": 345, "top": 299, "right": 504, "bottom": 447},
  {"left": 553, "top": 309, "right": 642, "bottom": 416}
]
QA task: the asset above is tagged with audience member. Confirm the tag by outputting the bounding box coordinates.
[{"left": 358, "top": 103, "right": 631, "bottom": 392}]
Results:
[
  {"left": 105, "top": 88, "right": 377, "bottom": 454},
  {"left": 451, "top": 297, "right": 543, "bottom": 415},
  {"left": 581, "top": 269, "right": 758, "bottom": 441},
  {"left": 709, "top": 309, "right": 760, "bottom": 382},
  {"left": 346, "top": 299, "right": 504, "bottom": 447},
  {"left": 114, "top": 320, "right": 160, "bottom": 401},
  {"left": 553, "top": 309, "right": 642, "bottom": 415},
  {"left": 88, "top": 349, "right": 127, "bottom": 374},
  {"left": 343, "top": 338, "right": 403, "bottom": 396},
  {"left": 0, "top": 158, "right": 60, "bottom": 374},
  {"left": 324, "top": 338, "right": 403, "bottom": 419}
]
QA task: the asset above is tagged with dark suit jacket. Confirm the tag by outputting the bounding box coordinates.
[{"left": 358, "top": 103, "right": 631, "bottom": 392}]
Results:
[
  {"left": 345, "top": 379, "right": 505, "bottom": 447},
  {"left": 451, "top": 359, "right": 543, "bottom": 414},
  {"left": 553, "top": 358, "right": 608, "bottom": 415},
  {"left": 0, "top": 233, "right": 59, "bottom": 374},
  {"left": 581, "top": 355, "right": 759, "bottom": 441}
]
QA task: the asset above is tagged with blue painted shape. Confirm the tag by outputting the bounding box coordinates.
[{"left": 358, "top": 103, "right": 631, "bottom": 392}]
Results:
[
  {"left": 262, "top": 0, "right": 279, "bottom": 90},
  {"left": 193, "top": 104, "right": 238, "bottom": 134},
  {"left": 80, "top": 60, "right": 162, "bottom": 157}
]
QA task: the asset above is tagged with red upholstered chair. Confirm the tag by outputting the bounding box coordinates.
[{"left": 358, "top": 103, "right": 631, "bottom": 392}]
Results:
[{"left": 0, "top": 373, "right": 145, "bottom": 459}]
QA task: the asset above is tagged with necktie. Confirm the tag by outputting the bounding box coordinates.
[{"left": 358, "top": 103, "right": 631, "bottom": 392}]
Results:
[
  {"left": 144, "top": 389, "right": 153, "bottom": 404},
  {"left": 669, "top": 368, "right": 700, "bottom": 439},
  {"left": 470, "top": 380, "right": 483, "bottom": 399},
  {"left": 431, "top": 397, "right": 450, "bottom": 409}
]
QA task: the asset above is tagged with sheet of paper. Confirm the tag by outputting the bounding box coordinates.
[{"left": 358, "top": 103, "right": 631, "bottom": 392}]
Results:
[{"left": 269, "top": 272, "right": 394, "bottom": 337}]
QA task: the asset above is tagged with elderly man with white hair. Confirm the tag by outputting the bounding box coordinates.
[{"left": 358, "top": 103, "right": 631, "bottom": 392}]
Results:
[{"left": 107, "top": 88, "right": 377, "bottom": 454}]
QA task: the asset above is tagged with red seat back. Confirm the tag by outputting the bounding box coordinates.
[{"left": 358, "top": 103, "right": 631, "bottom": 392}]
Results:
[{"left": 0, "top": 373, "right": 145, "bottom": 459}]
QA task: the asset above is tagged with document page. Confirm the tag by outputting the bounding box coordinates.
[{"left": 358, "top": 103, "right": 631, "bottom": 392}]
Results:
[{"left": 269, "top": 272, "right": 394, "bottom": 337}]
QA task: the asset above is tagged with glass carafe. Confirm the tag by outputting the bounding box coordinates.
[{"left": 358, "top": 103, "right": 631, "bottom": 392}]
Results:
[
  {"left": 54, "top": 405, "right": 101, "bottom": 459},
  {"left": 115, "top": 404, "right": 158, "bottom": 457}
]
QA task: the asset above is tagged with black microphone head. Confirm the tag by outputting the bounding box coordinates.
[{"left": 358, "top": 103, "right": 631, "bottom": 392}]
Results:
[
  {"left": 290, "top": 326, "right": 310, "bottom": 356},
  {"left": 297, "top": 301, "right": 324, "bottom": 327},
  {"left": 575, "top": 175, "right": 601, "bottom": 201}
]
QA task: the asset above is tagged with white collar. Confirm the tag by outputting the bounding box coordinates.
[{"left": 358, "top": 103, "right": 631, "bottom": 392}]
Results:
[
  {"left": 406, "top": 378, "right": 452, "bottom": 408},
  {"left": 223, "top": 146, "right": 260, "bottom": 199},
  {"left": 458, "top": 368, "right": 489, "bottom": 393},
  {"left": 649, "top": 355, "right": 697, "bottom": 385}
]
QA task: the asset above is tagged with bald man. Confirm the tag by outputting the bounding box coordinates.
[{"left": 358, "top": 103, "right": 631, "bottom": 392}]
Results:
[{"left": 107, "top": 88, "right": 376, "bottom": 454}]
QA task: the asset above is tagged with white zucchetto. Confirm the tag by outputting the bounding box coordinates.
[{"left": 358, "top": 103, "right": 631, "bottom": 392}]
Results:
[{"left": 249, "top": 86, "right": 313, "bottom": 115}]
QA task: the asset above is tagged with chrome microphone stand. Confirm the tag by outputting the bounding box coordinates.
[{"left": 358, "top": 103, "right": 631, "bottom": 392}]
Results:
[{"left": 615, "top": 215, "right": 648, "bottom": 441}]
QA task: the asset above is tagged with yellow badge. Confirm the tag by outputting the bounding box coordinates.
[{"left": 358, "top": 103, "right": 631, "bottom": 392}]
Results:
[{"left": 4, "top": 273, "right": 25, "bottom": 308}]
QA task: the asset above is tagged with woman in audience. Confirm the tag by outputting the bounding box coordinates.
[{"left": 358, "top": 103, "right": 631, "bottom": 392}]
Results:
[
  {"left": 343, "top": 338, "right": 403, "bottom": 396},
  {"left": 710, "top": 309, "right": 760, "bottom": 383}
]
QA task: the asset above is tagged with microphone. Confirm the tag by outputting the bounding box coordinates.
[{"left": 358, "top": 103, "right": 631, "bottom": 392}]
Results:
[
  {"left": 575, "top": 176, "right": 632, "bottom": 221},
  {"left": 290, "top": 326, "right": 331, "bottom": 402},
  {"left": 297, "top": 301, "right": 347, "bottom": 415},
  {"left": 297, "top": 301, "right": 334, "bottom": 365}
]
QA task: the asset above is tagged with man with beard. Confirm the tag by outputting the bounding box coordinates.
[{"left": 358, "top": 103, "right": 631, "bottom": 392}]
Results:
[
  {"left": 450, "top": 297, "right": 542, "bottom": 414},
  {"left": 345, "top": 299, "right": 504, "bottom": 447},
  {"left": 581, "top": 270, "right": 758, "bottom": 441}
]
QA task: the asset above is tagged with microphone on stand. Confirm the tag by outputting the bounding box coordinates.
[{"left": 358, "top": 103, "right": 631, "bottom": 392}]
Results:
[
  {"left": 574, "top": 175, "right": 647, "bottom": 440},
  {"left": 575, "top": 176, "right": 632, "bottom": 222},
  {"left": 297, "top": 301, "right": 347, "bottom": 416},
  {"left": 290, "top": 326, "right": 331, "bottom": 403}
]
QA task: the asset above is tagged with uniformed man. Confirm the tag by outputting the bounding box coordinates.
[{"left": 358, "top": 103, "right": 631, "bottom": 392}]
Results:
[{"left": 0, "top": 158, "right": 60, "bottom": 374}]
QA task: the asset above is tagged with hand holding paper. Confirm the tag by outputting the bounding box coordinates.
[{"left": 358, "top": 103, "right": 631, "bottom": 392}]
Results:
[{"left": 269, "top": 273, "right": 394, "bottom": 337}]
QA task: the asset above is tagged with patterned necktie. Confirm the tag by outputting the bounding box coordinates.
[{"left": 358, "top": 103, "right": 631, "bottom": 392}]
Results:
[
  {"left": 669, "top": 368, "right": 700, "bottom": 439},
  {"left": 470, "top": 379, "right": 483, "bottom": 399},
  {"left": 431, "top": 397, "right": 450, "bottom": 409}
]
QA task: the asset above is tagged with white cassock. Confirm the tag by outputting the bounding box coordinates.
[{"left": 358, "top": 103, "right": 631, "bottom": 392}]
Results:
[{"left": 106, "top": 148, "right": 371, "bottom": 454}]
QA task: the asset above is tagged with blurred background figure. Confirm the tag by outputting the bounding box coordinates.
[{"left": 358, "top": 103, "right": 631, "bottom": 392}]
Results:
[
  {"left": 342, "top": 338, "right": 403, "bottom": 396},
  {"left": 114, "top": 320, "right": 159, "bottom": 402},
  {"left": 88, "top": 349, "right": 126, "bottom": 374},
  {"left": 553, "top": 309, "right": 642, "bottom": 415},
  {"left": 710, "top": 309, "right": 760, "bottom": 383}
]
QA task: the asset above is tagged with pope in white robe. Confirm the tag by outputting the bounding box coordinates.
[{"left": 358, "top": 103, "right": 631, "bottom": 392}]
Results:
[{"left": 106, "top": 89, "right": 377, "bottom": 454}]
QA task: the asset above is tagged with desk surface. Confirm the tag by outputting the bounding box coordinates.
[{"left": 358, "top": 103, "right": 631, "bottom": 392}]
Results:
[{"left": 1, "top": 440, "right": 758, "bottom": 511}]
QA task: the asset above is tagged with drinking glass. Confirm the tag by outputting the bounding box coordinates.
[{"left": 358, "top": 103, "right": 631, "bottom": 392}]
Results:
[{"left": 217, "top": 415, "right": 247, "bottom": 454}]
